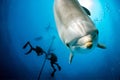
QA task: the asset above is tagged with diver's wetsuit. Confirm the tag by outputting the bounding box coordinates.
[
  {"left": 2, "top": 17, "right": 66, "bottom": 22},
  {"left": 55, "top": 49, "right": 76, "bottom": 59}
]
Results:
[
  {"left": 23, "top": 41, "right": 46, "bottom": 56},
  {"left": 47, "top": 53, "right": 61, "bottom": 77},
  {"left": 23, "top": 42, "right": 61, "bottom": 77}
]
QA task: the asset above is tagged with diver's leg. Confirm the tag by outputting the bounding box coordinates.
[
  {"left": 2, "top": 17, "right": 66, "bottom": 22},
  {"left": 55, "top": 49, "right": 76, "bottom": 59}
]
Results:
[
  {"left": 25, "top": 48, "right": 32, "bottom": 55},
  {"left": 51, "top": 63, "right": 56, "bottom": 71},
  {"left": 24, "top": 42, "right": 35, "bottom": 55},
  {"left": 23, "top": 41, "right": 34, "bottom": 49},
  {"left": 51, "top": 62, "right": 56, "bottom": 77},
  {"left": 54, "top": 63, "right": 61, "bottom": 71},
  {"left": 23, "top": 41, "right": 30, "bottom": 49},
  {"left": 25, "top": 47, "right": 37, "bottom": 55},
  {"left": 27, "top": 42, "right": 33, "bottom": 49}
]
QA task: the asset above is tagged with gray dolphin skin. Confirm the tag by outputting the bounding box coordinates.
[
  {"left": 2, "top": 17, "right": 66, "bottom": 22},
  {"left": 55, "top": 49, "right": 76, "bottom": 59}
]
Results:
[{"left": 53, "top": 0, "right": 106, "bottom": 64}]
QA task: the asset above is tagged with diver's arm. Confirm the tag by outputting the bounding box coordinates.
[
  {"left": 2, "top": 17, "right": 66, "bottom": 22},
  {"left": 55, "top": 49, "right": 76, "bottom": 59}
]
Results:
[{"left": 25, "top": 48, "right": 33, "bottom": 55}]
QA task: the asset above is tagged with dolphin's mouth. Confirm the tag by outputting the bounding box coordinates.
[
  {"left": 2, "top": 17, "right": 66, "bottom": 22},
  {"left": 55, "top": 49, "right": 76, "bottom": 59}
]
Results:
[
  {"left": 72, "top": 41, "right": 93, "bottom": 49},
  {"left": 67, "top": 29, "right": 98, "bottom": 49}
]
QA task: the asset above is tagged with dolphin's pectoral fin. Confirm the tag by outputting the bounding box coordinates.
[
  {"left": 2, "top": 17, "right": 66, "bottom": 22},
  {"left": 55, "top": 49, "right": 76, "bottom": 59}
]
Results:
[
  {"left": 82, "top": 6, "right": 91, "bottom": 16},
  {"left": 66, "top": 43, "right": 74, "bottom": 64},
  {"left": 97, "top": 43, "right": 106, "bottom": 49},
  {"left": 69, "top": 52, "right": 74, "bottom": 64}
]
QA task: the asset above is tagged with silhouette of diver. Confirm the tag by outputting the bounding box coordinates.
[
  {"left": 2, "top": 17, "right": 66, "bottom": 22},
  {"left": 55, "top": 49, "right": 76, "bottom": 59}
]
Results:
[
  {"left": 23, "top": 41, "right": 46, "bottom": 56},
  {"left": 46, "top": 53, "right": 61, "bottom": 77},
  {"left": 23, "top": 41, "right": 61, "bottom": 77}
]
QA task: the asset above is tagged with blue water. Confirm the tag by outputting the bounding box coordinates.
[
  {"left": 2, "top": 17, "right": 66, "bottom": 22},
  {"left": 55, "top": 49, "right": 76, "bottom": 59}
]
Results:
[{"left": 0, "top": 0, "right": 120, "bottom": 80}]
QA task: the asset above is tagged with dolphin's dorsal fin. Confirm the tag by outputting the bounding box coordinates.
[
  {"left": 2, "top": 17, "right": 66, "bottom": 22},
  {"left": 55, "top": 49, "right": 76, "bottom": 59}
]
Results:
[
  {"left": 69, "top": 52, "right": 74, "bottom": 64},
  {"left": 97, "top": 43, "right": 106, "bottom": 49},
  {"left": 82, "top": 6, "right": 91, "bottom": 16}
]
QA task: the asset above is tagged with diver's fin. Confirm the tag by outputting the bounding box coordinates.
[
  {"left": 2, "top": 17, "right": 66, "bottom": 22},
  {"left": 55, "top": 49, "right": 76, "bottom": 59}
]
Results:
[
  {"left": 82, "top": 6, "right": 91, "bottom": 16},
  {"left": 97, "top": 43, "right": 106, "bottom": 49},
  {"left": 69, "top": 53, "right": 74, "bottom": 64}
]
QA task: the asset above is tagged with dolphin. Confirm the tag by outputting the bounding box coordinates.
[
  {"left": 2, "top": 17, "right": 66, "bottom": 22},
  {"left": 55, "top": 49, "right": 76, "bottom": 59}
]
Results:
[{"left": 53, "top": 0, "right": 106, "bottom": 64}]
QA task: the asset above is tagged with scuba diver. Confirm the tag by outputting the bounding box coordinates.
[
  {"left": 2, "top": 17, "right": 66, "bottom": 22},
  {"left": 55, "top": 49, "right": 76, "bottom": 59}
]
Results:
[
  {"left": 23, "top": 41, "right": 61, "bottom": 77},
  {"left": 23, "top": 41, "right": 46, "bottom": 56},
  {"left": 46, "top": 53, "right": 61, "bottom": 77}
]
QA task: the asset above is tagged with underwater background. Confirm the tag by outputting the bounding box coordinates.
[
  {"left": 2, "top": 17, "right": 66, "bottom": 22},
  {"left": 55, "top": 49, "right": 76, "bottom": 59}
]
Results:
[{"left": 0, "top": 0, "right": 120, "bottom": 80}]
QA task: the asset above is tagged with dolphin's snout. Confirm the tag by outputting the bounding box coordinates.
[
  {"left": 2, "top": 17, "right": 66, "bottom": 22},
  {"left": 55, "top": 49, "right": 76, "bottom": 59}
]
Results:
[{"left": 85, "top": 41, "right": 93, "bottom": 49}]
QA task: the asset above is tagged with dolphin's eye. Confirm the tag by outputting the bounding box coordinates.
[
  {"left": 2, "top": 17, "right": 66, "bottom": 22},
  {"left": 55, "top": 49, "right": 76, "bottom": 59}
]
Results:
[{"left": 66, "top": 43, "right": 70, "bottom": 47}]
